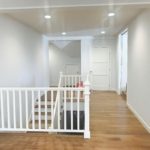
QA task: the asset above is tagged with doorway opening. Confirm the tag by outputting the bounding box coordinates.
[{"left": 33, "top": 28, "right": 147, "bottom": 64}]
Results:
[
  {"left": 120, "top": 30, "right": 128, "bottom": 99},
  {"left": 49, "top": 40, "right": 81, "bottom": 86}
]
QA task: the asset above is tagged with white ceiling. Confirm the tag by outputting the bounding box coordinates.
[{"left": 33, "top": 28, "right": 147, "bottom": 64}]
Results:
[{"left": 0, "top": 2, "right": 150, "bottom": 36}]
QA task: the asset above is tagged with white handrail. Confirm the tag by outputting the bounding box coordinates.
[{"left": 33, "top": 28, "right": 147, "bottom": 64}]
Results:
[{"left": 52, "top": 72, "right": 63, "bottom": 127}]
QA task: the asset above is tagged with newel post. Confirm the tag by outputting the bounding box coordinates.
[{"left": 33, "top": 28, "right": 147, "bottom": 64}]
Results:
[{"left": 84, "top": 78, "right": 91, "bottom": 139}]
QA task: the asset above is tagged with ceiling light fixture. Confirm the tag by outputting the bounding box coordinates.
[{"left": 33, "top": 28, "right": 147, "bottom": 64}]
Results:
[
  {"left": 108, "top": 12, "right": 116, "bottom": 17},
  {"left": 62, "top": 32, "right": 67, "bottom": 35},
  {"left": 101, "top": 31, "right": 106, "bottom": 34},
  {"left": 44, "top": 15, "right": 51, "bottom": 19}
]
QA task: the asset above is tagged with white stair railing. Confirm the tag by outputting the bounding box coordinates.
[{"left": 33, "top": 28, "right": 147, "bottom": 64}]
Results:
[
  {"left": 52, "top": 72, "right": 90, "bottom": 138},
  {"left": 0, "top": 88, "right": 56, "bottom": 132},
  {"left": 0, "top": 73, "right": 90, "bottom": 139}
]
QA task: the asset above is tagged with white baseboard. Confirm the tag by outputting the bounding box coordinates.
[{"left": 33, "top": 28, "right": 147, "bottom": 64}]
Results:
[
  {"left": 127, "top": 102, "right": 150, "bottom": 133},
  {"left": 109, "top": 88, "right": 117, "bottom": 92},
  {"left": 91, "top": 88, "right": 117, "bottom": 92}
]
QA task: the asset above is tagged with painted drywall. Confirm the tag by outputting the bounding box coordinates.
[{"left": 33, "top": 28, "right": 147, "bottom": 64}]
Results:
[
  {"left": 0, "top": 15, "right": 49, "bottom": 87},
  {"left": 0, "top": 15, "right": 49, "bottom": 128},
  {"left": 91, "top": 37, "right": 117, "bottom": 91},
  {"left": 127, "top": 10, "right": 150, "bottom": 132},
  {"left": 81, "top": 38, "right": 92, "bottom": 77},
  {"left": 49, "top": 41, "right": 81, "bottom": 86}
]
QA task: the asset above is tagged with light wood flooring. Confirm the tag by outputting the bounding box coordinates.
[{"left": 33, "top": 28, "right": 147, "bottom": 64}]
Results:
[{"left": 0, "top": 91, "right": 150, "bottom": 150}]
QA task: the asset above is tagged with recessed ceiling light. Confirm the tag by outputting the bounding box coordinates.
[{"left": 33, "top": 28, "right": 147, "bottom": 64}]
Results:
[
  {"left": 108, "top": 12, "right": 115, "bottom": 17},
  {"left": 101, "top": 31, "right": 106, "bottom": 34},
  {"left": 62, "top": 32, "right": 67, "bottom": 35},
  {"left": 44, "top": 15, "right": 51, "bottom": 19}
]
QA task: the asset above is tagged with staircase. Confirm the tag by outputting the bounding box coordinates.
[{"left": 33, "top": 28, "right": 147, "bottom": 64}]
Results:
[
  {"left": 29, "top": 91, "right": 57, "bottom": 129},
  {"left": 0, "top": 73, "right": 90, "bottom": 138}
]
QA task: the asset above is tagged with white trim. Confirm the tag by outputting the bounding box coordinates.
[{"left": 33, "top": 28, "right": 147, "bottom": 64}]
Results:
[
  {"left": 1, "top": 2, "right": 150, "bottom": 10},
  {"left": 0, "top": 129, "right": 84, "bottom": 133},
  {"left": 127, "top": 102, "right": 150, "bottom": 133}
]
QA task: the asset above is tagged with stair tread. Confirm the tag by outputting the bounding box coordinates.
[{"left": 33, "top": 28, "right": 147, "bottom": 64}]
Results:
[
  {"left": 34, "top": 109, "right": 51, "bottom": 112},
  {"left": 35, "top": 105, "right": 52, "bottom": 108},
  {"left": 28, "top": 123, "right": 51, "bottom": 129},
  {"left": 29, "top": 91, "right": 57, "bottom": 128},
  {"left": 30, "top": 120, "right": 51, "bottom": 123},
  {"left": 35, "top": 112, "right": 51, "bottom": 115}
]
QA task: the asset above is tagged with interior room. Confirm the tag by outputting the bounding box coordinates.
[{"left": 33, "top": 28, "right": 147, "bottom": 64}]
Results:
[
  {"left": 49, "top": 40, "right": 81, "bottom": 86},
  {"left": 0, "top": 1, "right": 150, "bottom": 149}
]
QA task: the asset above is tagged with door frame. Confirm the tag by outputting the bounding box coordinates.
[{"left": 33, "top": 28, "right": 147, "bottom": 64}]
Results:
[
  {"left": 118, "top": 29, "right": 128, "bottom": 95},
  {"left": 44, "top": 36, "right": 92, "bottom": 86}
]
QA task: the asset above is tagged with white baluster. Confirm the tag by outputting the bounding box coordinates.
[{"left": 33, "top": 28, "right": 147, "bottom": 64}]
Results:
[
  {"left": 68, "top": 76, "right": 69, "bottom": 87},
  {"left": 32, "top": 91, "right": 35, "bottom": 129},
  {"left": 65, "top": 77, "right": 66, "bottom": 87},
  {"left": 25, "top": 90, "right": 28, "bottom": 129},
  {"left": 84, "top": 80, "right": 90, "bottom": 139},
  {"left": 57, "top": 89, "right": 60, "bottom": 130},
  {"left": 38, "top": 90, "right": 41, "bottom": 129},
  {"left": 64, "top": 90, "right": 67, "bottom": 130},
  {"left": 77, "top": 90, "right": 80, "bottom": 130},
  {"left": 75, "top": 76, "right": 77, "bottom": 87},
  {"left": 0, "top": 89, "right": 4, "bottom": 129},
  {"left": 51, "top": 90, "right": 54, "bottom": 129},
  {"left": 19, "top": 90, "right": 22, "bottom": 129},
  {"left": 45, "top": 90, "right": 47, "bottom": 129},
  {"left": 13, "top": 90, "right": 16, "bottom": 129},
  {"left": 72, "top": 76, "right": 73, "bottom": 87},
  {"left": 79, "top": 76, "right": 81, "bottom": 83},
  {"left": 71, "top": 90, "right": 73, "bottom": 130},
  {"left": 59, "top": 72, "right": 63, "bottom": 87},
  {"left": 7, "top": 90, "right": 10, "bottom": 128}
]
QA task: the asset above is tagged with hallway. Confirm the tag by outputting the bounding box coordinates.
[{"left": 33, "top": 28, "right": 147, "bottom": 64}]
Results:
[{"left": 0, "top": 91, "right": 150, "bottom": 150}]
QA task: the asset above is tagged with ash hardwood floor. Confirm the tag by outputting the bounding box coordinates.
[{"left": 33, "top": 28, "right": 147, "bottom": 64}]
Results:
[{"left": 0, "top": 91, "right": 150, "bottom": 150}]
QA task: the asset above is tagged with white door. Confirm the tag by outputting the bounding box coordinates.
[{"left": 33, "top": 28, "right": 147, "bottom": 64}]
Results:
[
  {"left": 91, "top": 47, "right": 110, "bottom": 90},
  {"left": 65, "top": 64, "right": 80, "bottom": 75}
]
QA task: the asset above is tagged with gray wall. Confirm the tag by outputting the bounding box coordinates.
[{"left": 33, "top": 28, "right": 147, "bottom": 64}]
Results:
[{"left": 127, "top": 10, "right": 150, "bottom": 132}]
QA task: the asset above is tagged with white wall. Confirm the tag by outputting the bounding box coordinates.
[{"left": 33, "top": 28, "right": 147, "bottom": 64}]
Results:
[
  {"left": 0, "top": 15, "right": 49, "bottom": 87},
  {"left": 0, "top": 15, "right": 49, "bottom": 128},
  {"left": 81, "top": 38, "right": 92, "bottom": 76},
  {"left": 49, "top": 42, "right": 81, "bottom": 86},
  {"left": 127, "top": 10, "right": 150, "bottom": 132},
  {"left": 91, "top": 37, "right": 117, "bottom": 91}
]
